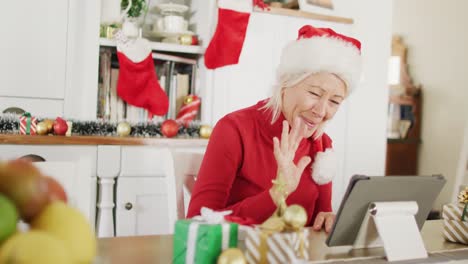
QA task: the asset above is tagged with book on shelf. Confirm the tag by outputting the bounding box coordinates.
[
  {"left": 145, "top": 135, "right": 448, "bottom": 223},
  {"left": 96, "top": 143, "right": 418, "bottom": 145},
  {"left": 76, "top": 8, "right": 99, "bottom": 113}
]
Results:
[{"left": 97, "top": 47, "right": 200, "bottom": 123}]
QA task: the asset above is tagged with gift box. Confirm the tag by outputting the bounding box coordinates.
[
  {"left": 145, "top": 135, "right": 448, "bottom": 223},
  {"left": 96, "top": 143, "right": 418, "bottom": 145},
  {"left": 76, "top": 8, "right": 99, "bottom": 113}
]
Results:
[
  {"left": 172, "top": 219, "right": 238, "bottom": 264},
  {"left": 442, "top": 203, "right": 468, "bottom": 244},
  {"left": 19, "top": 112, "right": 37, "bottom": 135},
  {"left": 245, "top": 227, "right": 310, "bottom": 264}
]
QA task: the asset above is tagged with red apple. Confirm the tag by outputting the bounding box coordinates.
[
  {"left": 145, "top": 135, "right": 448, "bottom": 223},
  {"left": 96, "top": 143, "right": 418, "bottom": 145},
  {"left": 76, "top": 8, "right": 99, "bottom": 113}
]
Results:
[
  {"left": 0, "top": 160, "right": 49, "bottom": 222},
  {"left": 43, "top": 176, "right": 67, "bottom": 203},
  {"left": 53, "top": 117, "right": 68, "bottom": 136},
  {"left": 161, "top": 119, "right": 179, "bottom": 138}
]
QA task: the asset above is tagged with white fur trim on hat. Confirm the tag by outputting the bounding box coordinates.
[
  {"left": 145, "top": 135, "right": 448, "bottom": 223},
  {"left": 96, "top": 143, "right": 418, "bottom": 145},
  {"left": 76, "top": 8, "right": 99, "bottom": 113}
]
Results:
[
  {"left": 277, "top": 36, "right": 362, "bottom": 94},
  {"left": 218, "top": 0, "right": 252, "bottom": 13},
  {"left": 311, "top": 148, "right": 337, "bottom": 185}
]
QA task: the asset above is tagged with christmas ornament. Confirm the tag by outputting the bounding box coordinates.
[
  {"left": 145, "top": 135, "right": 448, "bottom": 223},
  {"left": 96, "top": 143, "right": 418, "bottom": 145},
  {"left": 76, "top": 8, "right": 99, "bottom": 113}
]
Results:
[
  {"left": 458, "top": 187, "right": 468, "bottom": 204},
  {"left": 19, "top": 112, "right": 37, "bottom": 135},
  {"left": 117, "top": 122, "right": 132, "bottom": 137},
  {"left": 217, "top": 248, "right": 247, "bottom": 264},
  {"left": 43, "top": 119, "right": 55, "bottom": 133},
  {"left": 53, "top": 117, "right": 68, "bottom": 136},
  {"left": 283, "top": 204, "right": 307, "bottom": 229},
  {"left": 179, "top": 34, "right": 198, "bottom": 45},
  {"left": 0, "top": 114, "right": 19, "bottom": 134},
  {"left": 176, "top": 95, "right": 201, "bottom": 126},
  {"left": 199, "top": 125, "right": 212, "bottom": 139},
  {"left": 66, "top": 121, "right": 73, "bottom": 136},
  {"left": 161, "top": 119, "right": 179, "bottom": 138},
  {"left": 205, "top": 0, "right": 252, "bottom": 69},
  {"left": 114, "top": 30, "right": 169, "bottom": 115},
  {"left": 36, "top": 122, "right": 49, "bottom": 136}
]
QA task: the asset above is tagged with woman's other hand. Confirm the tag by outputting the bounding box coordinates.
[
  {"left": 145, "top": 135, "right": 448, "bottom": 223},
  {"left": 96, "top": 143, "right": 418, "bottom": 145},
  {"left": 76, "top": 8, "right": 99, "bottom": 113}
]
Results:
[
  {"left": 313, "top": 212, "right": 335, "bottom": 233},
  {"left": 272, "top": 117, "right": 311, "bottom": 195}
]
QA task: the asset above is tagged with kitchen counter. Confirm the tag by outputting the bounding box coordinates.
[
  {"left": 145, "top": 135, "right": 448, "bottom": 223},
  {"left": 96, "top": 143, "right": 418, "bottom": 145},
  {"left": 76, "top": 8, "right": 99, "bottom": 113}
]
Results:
[
  {"left": 0, "top": 134, "right": 208, "bottom": 147},
  {"left": 96, "top": 220, "right": 468, "bottom": 263}
]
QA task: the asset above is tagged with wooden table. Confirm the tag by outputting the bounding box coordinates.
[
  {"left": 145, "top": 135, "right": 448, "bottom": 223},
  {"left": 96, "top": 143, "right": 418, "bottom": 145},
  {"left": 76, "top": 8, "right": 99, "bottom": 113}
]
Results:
[{"left": 96, "top": 220, "right": 468, "bottom": 264}]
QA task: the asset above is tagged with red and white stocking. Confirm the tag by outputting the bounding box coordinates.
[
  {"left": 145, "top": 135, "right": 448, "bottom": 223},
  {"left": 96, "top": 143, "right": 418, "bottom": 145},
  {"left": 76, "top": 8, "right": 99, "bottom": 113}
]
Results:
[
  {"left": 204, "top": 0, "right": 253, "bottom": 69},
  {"left": 114, "top": 31, "right": 169, "bottom": 116}
]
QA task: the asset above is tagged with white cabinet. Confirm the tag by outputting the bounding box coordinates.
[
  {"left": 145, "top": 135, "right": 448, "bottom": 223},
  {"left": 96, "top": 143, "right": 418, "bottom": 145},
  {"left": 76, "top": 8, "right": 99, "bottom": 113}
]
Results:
[
  {"left": 0, "top": 0, "right": 69, "bottom": 99},
  {"left": 116, "top": 177, "right": 172, "bottom": 236},
  {"left": 0, "top": 145, "right": 98, "bottom": 225},
  {"left": 115, "top": 147, "right": 177, "bottom": 236}
]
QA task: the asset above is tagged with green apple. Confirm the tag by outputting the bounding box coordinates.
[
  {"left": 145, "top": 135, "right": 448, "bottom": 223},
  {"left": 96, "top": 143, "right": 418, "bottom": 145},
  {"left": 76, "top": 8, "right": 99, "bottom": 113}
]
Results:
[
  {"left": 0, "top": 193, "right": 18, "bottom": 243},
  {"left": 0, "top": 160, "right": 49, "bottom": 222}
]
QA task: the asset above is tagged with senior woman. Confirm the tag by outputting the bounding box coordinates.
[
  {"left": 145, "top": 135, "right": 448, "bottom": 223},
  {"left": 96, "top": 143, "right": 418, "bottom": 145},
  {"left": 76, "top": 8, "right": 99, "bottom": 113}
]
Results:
[{"left": 187, "top": 25, "right": 362, "bottom": 232}]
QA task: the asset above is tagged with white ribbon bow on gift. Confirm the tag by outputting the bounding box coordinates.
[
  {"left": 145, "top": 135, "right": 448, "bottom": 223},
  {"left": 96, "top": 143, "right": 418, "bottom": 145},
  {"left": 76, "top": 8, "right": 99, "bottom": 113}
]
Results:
[
  {"left": 194, "top": 207, "right": 233, "bottom": 224},
  {"left": 186, "top": 207, "right": 233, "bottom": 264}
]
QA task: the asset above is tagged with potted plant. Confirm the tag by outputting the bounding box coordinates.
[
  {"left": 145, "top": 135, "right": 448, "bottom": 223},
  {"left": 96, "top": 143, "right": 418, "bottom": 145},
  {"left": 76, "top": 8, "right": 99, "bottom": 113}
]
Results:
[
  {"left": 121, "top": 0, "right": 148, "bottom": 38},
  {"left": 121, "top": 0, "right": 147, "bottom": 18}
]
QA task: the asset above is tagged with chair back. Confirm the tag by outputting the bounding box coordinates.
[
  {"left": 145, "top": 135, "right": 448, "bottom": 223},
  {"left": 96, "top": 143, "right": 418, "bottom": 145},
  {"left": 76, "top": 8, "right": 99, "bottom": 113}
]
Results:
[{"left": 172, "top": 151, "right": 204, "bottom": 219}]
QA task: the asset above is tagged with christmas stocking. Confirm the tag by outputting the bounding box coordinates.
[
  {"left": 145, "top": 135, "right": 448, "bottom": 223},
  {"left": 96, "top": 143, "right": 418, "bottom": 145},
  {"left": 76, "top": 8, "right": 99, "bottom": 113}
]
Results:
[
  {"left": 204, "top": 0, "right": 253, "bottom": 69},
  {"left": 114, "top": 31, "right": 169, "bottom": 116}
]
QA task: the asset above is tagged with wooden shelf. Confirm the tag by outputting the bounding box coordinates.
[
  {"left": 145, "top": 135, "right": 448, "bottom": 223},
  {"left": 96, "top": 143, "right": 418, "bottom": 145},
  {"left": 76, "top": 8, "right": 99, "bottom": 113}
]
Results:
[
  {"left": 0, "top": 134, "right": 208, "bottom": 147},
  {"left": 99, "top": 38, "right": 205, "bottom": 55},
  {"left": 253, "top": 6, "right": 353, "bottom": 24}
]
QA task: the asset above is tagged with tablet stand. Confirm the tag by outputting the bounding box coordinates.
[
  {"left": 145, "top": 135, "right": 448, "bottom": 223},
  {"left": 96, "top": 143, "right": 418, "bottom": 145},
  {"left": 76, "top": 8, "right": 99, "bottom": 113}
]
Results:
[{"left": 353, "top": 201, "right": 428, "bottom": 262}]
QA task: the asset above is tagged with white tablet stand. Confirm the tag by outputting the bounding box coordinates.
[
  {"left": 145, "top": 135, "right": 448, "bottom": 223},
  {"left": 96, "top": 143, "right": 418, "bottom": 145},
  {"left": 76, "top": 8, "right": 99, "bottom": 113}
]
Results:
[{"left": 353, "top": 201, "right": 428, "bottom": 262}]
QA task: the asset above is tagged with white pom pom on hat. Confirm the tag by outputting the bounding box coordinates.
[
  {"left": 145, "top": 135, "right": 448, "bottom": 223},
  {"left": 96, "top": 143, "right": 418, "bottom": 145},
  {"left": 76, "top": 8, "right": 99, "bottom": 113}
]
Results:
[
  {"left": 312, "top": 148, "right": 337, "bottom": 185},
  {"left": 277, "top": 25, "right": 362, "bottom": 94}
]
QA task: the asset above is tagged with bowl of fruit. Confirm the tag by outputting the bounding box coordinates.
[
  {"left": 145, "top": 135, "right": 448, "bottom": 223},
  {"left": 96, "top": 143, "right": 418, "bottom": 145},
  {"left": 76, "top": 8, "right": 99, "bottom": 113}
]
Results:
[{"left": 0, "top": 159, "right": 96, "bottom": 263}]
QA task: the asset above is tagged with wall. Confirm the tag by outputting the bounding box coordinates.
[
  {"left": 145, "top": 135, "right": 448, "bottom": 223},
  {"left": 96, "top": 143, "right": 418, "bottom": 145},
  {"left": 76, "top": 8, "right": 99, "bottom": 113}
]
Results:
[
  {"left": 392, "top": 0, "right": 468, "bottom": 209},
  {"left": 333, "top": 0, "right": 393, "bottom": 199}
]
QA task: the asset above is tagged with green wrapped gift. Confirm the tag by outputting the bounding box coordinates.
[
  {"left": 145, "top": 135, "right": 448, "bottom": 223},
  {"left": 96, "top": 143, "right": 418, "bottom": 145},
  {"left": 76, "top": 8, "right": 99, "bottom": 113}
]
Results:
[{"left": 173, "top": 208, "right": 238, "bottom": 264}]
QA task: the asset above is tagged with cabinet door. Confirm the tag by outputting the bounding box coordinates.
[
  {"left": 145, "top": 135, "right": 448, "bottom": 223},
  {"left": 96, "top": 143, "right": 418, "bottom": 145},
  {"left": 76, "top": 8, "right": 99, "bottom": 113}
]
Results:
[
  {"left": 116, "top": 177, "right": 172, "bottom": 236},
  {"left": 0, "top": 145, "right": 97, "bottom": 225},
  {"left": 0, "top": 0, "right": 68, "bottom": 99},
  {"left": 0, "top": 97, "right": 63, "bottom": 117}
]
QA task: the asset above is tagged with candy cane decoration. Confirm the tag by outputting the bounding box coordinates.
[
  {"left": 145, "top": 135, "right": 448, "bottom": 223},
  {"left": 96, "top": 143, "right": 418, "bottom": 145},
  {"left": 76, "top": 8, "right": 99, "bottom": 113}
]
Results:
[{"left": 176, "top": 95, "right": 201, "bottom": 126}]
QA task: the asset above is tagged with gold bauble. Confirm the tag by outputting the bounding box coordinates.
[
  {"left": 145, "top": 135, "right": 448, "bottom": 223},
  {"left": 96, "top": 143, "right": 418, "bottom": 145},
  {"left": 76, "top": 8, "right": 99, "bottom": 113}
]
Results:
[
  {"left": 36, "top": 122, "right": 49, "bottom": 135},
  {"left": 217, "top": 248, "right": 247, "bottom": 264},
  {"left": 117, "top": 122, "right": 131, "bottom": 137},
  {"left": 199, "top": 125, "right": 212, "bottom": 139},
  {"left": 43, "top": 119, "right": 54, "bottom": 133},
  {"left": 184, "top": 95, "right": 194, "bottom": 105},
  {"left": 283, "top": 204, "right": 308, "bottom": 229}
]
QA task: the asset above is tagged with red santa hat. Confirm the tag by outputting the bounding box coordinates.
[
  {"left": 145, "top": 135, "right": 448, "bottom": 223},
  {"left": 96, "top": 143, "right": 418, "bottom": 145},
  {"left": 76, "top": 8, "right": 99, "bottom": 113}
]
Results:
[{"left": 277, "top": 25, "right": 362, "bottom": 94}]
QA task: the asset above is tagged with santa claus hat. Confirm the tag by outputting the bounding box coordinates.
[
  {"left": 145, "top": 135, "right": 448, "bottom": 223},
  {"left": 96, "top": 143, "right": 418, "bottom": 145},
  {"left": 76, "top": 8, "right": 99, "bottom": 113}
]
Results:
[{"left": 277, "top": 25, "right": 362, "bottom": 94}]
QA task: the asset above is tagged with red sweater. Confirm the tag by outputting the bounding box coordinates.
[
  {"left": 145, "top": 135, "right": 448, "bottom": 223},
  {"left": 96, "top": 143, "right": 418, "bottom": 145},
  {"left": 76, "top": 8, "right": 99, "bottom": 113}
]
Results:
[{"left": 187, "top": 100, "right": 333, "bottom": 226}]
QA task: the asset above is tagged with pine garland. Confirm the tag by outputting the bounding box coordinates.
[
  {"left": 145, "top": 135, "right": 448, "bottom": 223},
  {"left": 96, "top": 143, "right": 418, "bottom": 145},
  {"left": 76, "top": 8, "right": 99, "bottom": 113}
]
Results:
[{"left": 0, "top": 114, "right": 203, "bottom": 138}]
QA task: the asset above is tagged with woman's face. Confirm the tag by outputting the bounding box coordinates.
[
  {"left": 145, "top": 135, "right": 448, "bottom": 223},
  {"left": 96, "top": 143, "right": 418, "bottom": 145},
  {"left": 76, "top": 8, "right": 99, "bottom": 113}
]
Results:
[{"left": 281, "top": 72, "right": 346, "bottom": 138}]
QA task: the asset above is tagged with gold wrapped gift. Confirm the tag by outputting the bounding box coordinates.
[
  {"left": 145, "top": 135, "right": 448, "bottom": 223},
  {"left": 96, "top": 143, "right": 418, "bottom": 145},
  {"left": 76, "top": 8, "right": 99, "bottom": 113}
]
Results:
[
  {"left": 244, "top": 175, "right": 310, "bottom": 263},
  {"left": 245, "top": 226, "right": 309, "bottom": 264},
  {"left": 442, "top": 187, "right": 468, "bottom": 244}
]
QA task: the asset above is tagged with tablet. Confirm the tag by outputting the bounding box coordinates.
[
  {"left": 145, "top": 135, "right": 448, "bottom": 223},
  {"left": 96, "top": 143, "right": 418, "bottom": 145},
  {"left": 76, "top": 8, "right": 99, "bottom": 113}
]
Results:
[{"left": 326, "top": 175, "right": 446, "bottom": 247}]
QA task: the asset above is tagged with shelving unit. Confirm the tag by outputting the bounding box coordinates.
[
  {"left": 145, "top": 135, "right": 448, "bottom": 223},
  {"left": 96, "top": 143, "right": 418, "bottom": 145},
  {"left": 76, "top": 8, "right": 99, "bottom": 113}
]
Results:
[
  {"left": 385, "top": 92, "right": 422, "bottom": 176},
  {"left": 253, "top": 6, "right": 353, "bottom": 24},
  {"left": 99, "top": 38, "right": 205, "bottom": 55}
]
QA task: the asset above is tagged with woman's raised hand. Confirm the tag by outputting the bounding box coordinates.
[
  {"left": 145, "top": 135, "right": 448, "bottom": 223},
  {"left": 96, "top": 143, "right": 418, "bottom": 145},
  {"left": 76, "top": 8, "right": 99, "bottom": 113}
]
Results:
[{"left": 272, "top": 117, "right": 312, "bottom": 195}]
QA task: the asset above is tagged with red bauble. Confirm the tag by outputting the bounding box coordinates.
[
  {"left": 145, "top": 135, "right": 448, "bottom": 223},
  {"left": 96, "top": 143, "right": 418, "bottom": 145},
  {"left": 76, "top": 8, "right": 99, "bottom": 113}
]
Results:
[
  {"left": 53, "top": 117, "right": 68, "bottom": 136},
  {"left": 161, "top": 119, "right": 179, "bottom": 138}
]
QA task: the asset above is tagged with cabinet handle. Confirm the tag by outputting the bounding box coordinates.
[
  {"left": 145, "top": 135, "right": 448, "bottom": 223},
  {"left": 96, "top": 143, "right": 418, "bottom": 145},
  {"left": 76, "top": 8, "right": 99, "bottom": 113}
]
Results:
[
  {"left": 125, "top": 202, "right": 133, "bottom": 210},
  {"left": 19, "top": 154, "right": 46, "bottom": 162},
  {"left": 2, "top": 107, "right": 25, "bottom": 115}
]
